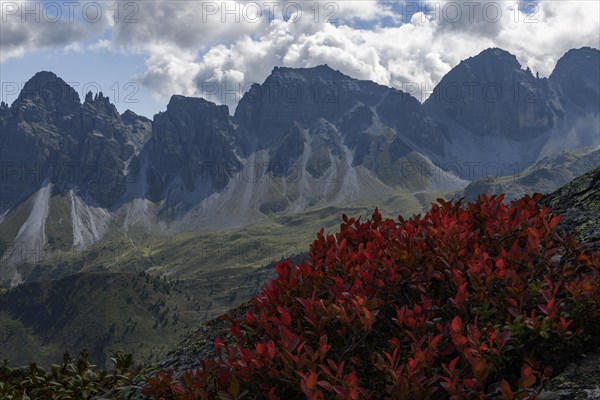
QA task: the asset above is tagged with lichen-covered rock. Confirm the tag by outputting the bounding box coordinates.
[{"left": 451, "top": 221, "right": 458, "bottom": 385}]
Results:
[
  {"left": 542, "top": 166, "right": 600, "bottom": 252},
  {"left": 539, "top": 354, "right": 600, "bottom": 399},
  {"left": 538, "top": 166, "right": 600, "bottom": 399}
]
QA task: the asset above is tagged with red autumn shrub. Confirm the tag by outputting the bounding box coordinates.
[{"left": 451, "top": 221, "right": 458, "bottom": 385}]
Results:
[{"left": 144, "top": 194, "right": 600, "bottom": 399}]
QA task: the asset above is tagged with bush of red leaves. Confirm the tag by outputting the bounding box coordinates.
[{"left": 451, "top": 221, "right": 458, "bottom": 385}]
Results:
[{"left": 144, "top": 194, "right": 600, "bottom": 399}]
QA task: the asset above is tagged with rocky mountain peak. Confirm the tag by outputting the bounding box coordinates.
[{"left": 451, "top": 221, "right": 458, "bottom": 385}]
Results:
[
  {"left": 469, "top": 47, "right": 521, "bottom": 66},
  {"left": 165, "top": 94, "right": 230, "bottom": 117},
  {"left": 552, "top": 47, "right": 600, "bottom": 72},
  {"left": 267, "top": 64, "right": 347, "bottom": 82},
  {"left": 121, "top": 109, "right": 150, "bottom": 124},
  {"left": 83, "top": 91, "right": 120, "bottom": 119},
  {"left": 142, "top": 94, "right": 241, "bottom": 203},
  {"left": 424, "top": 47, "right": 554, "bottom": 142},
  {"left": 430, "top": 47, "right": 530, "bottom": 92},
  {"left": 156, "top": 95, "right": 234, "bottom": 145},
  {"left": 549, "top": 47, "right": 600, "bottom": 112},
  {"left": 233, "top": 64, "right": 392, "bottom": 151},
  {"left": 15, "top": 71, "right": 80, "bottom": 114},
  {"left": 0, "top": 71, "right": 155, "bottom": 213}
]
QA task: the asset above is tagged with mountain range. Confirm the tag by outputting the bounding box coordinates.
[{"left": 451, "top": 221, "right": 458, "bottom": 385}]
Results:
[{"left": 0, "top": 47, "right": 599, "bottom": 287}]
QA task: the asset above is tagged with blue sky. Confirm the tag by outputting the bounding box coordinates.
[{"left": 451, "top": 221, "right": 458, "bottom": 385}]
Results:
[
  {"left": 1, "top": 47, "right": 166, "bottom": 118},
  {"left": 1, "top": 0, "right": 599, "bottom": 118}
]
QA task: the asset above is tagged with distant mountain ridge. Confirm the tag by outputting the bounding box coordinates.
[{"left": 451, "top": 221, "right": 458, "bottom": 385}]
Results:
[
  {"left": 460, "top": 147, "right": 600, "bottom": 202},
  {"left": 0, "top": 47, "right": 599, "bottom": 283},
  {"left": 424, "top": 47, "right": 599, "bottom": 175}
]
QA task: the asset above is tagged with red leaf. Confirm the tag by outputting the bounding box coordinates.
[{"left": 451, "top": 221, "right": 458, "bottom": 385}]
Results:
[
  {"left": 464, "top": 378, "right": 477, "bottom": 389},
  {"left": 451, "top": 315, "right": 462, "bottom": 333},
  {"left": 306, "top": 372, "right": 318, "bottom": 389},
  {"left": 452, "top": 334, "right": 468, "bottom": 346},
  {"left": 500, "top": 379, "right": 514, "bottom": 399},
  {"left": 214, "top": 337, "right": 226, "bottom": 352}
]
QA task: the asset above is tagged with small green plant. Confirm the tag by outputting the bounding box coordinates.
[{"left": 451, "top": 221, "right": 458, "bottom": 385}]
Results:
[{"left": 0, "top": 350, "right": 140, "bottom": 399}]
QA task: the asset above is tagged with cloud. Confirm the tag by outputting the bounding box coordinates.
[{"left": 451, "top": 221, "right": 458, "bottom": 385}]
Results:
[
  {"left": 109, "top": 0, "right": 269, "bottom": 51},
  {"left": 63, "top": 42, "right": 83, "bottom": 54},
  {"left": 138, "top": 43, "right": 202, "bottom": 99},
  {"left": 495, "top": 1, "right": 600, "bottom": 74},
  {"left": 183, "top": 0, "right": 599, "bottom": 109},
  {"left": 2, "top": 0, "right": 599, "bottom": 112},
  {"left": 88, "top": 39, "right": 111, "bottom": 51},
  {"left": 0, "top": 0, "right": 108, "bottom": 61}
]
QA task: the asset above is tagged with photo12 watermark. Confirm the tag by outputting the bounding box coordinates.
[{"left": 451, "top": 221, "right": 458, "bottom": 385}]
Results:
[
  {"left": 0, "top": 1, "right": 544, "bottom": 29},
  {"left": 1, "top": 1, "right": 138, "bottom": 23},
  {"left": 1, "top": 80, "right": 140, "bottom": 106}
]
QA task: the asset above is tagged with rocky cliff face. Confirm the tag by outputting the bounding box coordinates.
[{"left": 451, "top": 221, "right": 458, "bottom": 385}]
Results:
[
  {"left": 0, "top": 72, "right": 151, "bottom": 272},
  {"left": 139, "top": 96, "right": 242, "bottom": 208},
  {"left": 550, "top": 47, "right": 600, "bottom": 115},
  {"left": 0, "top": 71, "right": 151, "bottom": 213},
  {"left": 425, "top": 48, "right": 555, "bottom": 141},
  {"left": 424, "top": 47, "right": 599, "bottom": 178},
  {"left": 540, "top": 47, "right": 600, "bottom": 158},
  {"left": 234, "top": 64, "right": 441, "bottom": 168},
  {"left": 231, "top": 64, "right": 449, "bottom": 196},
  {"left": 541, "top": 165, "right": 600, "bottom": 253}
]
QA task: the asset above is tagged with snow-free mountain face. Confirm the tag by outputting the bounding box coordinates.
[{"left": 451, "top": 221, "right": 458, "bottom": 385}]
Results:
[
  {"left": 0, "top": 47, "right": 598, "bottom": 283},
  {"left": 423, "top": 47, "right": 600, "bottom": 178},
  {"left": 541, "top": 47, "right": 600, "bottom": 157},
  {"left": 0, "top": 71, "right": 151, "bottom": 213},
  {"left": 0, "top": 72, "right": 151, "bottom": 281},
  {"left": 425, "top": 48, "right": 555, "bottom": 142},
  {"left": 112, "top": 63, "right": 460, "bottom": 233}
]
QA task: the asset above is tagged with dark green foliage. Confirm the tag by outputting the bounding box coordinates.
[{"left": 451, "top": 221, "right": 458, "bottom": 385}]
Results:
[{"left": 0, "top": 351, "right": 139, "bottom": 399}]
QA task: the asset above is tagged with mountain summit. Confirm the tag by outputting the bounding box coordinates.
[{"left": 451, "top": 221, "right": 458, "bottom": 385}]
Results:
[
  {"left": 422, "top": 47, "right": 599, "bottom": 176},
  {"left": 15, "top": 71, "right": 81, "bottom": 112},
  {"left": 425, "top": 47, "right": 554, "bottom": 141}
]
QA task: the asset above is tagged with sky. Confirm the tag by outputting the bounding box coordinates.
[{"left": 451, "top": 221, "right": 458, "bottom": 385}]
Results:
[{"left": 1, "top": 0, "right": 599, "bottom": 118}]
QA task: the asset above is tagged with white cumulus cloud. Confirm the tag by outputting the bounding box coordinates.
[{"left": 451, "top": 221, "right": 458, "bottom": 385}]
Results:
[{"left": 2, "top": 0, "right": 599, "bottom": 112}]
